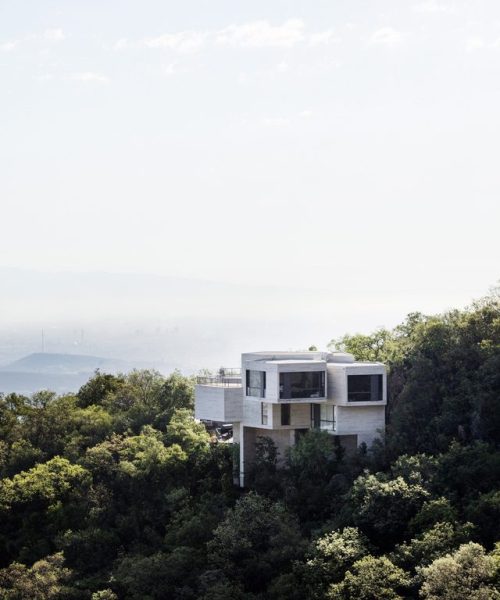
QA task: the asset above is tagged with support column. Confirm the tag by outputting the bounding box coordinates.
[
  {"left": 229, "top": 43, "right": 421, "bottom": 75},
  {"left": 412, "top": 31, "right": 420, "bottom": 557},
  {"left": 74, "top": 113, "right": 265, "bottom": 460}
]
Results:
[{"left": 239, "top": 425, "right": 245, "bottom": 487}]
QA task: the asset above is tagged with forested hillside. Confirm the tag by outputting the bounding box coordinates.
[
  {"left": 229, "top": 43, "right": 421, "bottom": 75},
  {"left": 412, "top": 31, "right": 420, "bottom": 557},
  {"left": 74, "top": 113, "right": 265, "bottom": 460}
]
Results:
[{"left": 0, "top": 291, "right": 499, "bottom": 599}]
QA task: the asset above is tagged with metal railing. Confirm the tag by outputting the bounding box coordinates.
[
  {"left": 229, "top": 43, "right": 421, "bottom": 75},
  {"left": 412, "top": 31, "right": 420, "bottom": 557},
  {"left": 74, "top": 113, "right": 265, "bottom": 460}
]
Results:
[
  {"left": 196, "top": 367, "right": 242, "bottom": 386},
  {"left": 312, "top": 419, "right": 336, "bottom": 432},
  {"left": 280, "top": 387, "right": 326, "bottom": 399}
]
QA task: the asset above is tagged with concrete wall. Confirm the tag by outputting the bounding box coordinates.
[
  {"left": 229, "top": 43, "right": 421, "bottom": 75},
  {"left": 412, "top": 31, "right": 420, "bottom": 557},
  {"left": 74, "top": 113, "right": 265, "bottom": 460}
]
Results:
[
  {"left": 335, "top": 404, "right": 385, "bottom": 446},
  {"left": 271, "top": 402, "right": 311, "bottom": 429},
  {"left": 327, "top": 363, "right": 387, "bottom": 406},
  {"left": 243, "top": 397, "right": 266, "bottom": 428},
  {"left": 242, "top": 353, "right": 327, "bottom": 403},
  {"left": 194, "top": 385, "right": 243, "bottom": 422},
  {"left": 241, "top": 426, "right": 296, "bottom": 483}
]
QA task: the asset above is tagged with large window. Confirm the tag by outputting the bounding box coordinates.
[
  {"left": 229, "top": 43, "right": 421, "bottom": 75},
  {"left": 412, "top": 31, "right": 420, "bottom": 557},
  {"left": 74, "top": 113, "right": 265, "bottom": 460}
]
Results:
[
  {"left": 246, "top": 370, "right": 266, "bottom": 397},
  {"left": 281, "top": 403, "right": 291, "bottom": 426},
  {"left": 311, "top": 404, "right": 335, "bottom": 431},
  {"left": 280, "top": 371, "right": 325, "bottom": 399},
  {"left": 347, "top": 374, "right": 383, "bottom": 402}
]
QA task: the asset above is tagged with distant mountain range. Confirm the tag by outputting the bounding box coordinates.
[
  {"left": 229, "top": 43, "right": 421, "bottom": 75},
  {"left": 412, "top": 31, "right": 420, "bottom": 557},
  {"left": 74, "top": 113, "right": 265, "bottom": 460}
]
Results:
[
  {"left": 0, "top": 352, "right": 139, "bottom": 395},
  {"left": 0, "top": 352, "right": 133, "bottom": 374}
]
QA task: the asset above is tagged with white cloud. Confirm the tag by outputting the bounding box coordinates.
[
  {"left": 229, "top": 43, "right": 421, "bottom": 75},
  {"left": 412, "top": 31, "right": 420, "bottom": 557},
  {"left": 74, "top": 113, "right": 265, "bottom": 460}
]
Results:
[
  {"left": 114, "top": 21, "right": 341, "bottom": 54},
  {"left": 1, "top": 28, "right": 65, "bottom": 52},
  {"left": 43, "top": 28, "right": 65, "bottom": 42},
  {"left": 113, "top": 38, "right": 130, "bottom": 51},
  {"left": 413, "top": 0, "right": 452, "bottom": 13},
  {"left": 0, "top": 40, "right": 18, "bottom": 52},
  {"left": 70, "top": 72, "right": 109, "bottom": 83},
  {"left": 216, "top": 19, "right": 305, "bottom": 48},
  {"left": 262, "top": 116, "right": 290, "bottom": 127},
  {"left": 308, "top": 30, "right": 340, "bottom": 46},
  {"left": 144, "top": 31, "right": 206, "bottom": 53},
  {"left": 33, "top": 73, "right": 54, "bottom": 82},
  {"left": 299, "top": 109, "right": 313, "bottom": 118},
  {"left": 369, "top": 27, "right": 405, "bottom": 47},
  {"left": 465, "top": 36, "right": 485, "bottom": 52},
  {"left": 164, "top": 63, "right": 177, "bottom": 76}
]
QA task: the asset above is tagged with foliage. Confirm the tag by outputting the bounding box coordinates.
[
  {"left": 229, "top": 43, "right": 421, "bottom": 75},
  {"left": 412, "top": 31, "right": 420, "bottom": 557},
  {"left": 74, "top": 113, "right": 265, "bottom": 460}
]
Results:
[
  {"left": 419, "top": 542, "right": 500, "bottom": 599},
  {"left": 0, "top": 292, "right": 498, "bottom": 598},
  {"left": 328, "top": 555, "right": 410, "bottom": 600},
  {"left": 207, "top": 492, "right": 305, "bottom": 594},
  {"left": 0, "top": 552, "right": 71, "bottom": 600},
  {"left": 345, "top": 471, "right": 430, "bottom": 547},
  {"left": 300, "top": 527, "right": 370, "bottom": 598}
]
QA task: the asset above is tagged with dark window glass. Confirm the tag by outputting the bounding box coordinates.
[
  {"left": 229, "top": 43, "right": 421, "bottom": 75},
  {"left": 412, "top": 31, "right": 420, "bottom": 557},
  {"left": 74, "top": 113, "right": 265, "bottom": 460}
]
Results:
[
  {"left": 279, "top": 371, "right": 325, "bottom": 399},
  {"left": 347, "top": 374, "right": 383, "bottom": 402},
  {"left": 281, "top": 403, "right": 291, "bottom": 426},
  {"left": 311, "top": 403, "right": 321, "bottom": 429},
  {"left": 310, "top": 403, "right": 335, "bottom": 430},
  {"left": 246, "top": 370, "right": 266, "bottom": 397}
]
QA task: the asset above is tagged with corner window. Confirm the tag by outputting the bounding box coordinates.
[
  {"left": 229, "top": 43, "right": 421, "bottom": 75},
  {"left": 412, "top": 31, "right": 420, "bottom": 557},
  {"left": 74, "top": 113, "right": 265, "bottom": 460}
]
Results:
[
  {"left": 311, "top": 404, "right": 335, "bottom": 431},
  {"left": 347, "top": 374, "right": 383, "bottom": 402},
  {"left": 281, "top": 403, "right": 291, "bottom": 426},
  {"left": 246, "top": 370, "right": 266, "bottom": 397},
  {"left": 261, "top": 402, "right": 269, "bottom": 425}
]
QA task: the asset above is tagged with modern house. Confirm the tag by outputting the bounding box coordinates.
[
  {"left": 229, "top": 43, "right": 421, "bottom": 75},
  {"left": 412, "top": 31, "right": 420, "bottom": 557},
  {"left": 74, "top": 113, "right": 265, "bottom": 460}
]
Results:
[{"left": 195, "top": 350, "right": 386, "bottom": 486}]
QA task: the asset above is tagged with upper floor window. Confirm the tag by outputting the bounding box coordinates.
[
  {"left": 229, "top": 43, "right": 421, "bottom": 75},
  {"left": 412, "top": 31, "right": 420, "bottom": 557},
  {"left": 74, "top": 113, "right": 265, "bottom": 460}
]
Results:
[
  {"left": 279, "top": 371, "right": 325, "bottom": 399},
  {"left": 247, "top": 370, "right": 266, "bottom": 397},
  {"left": 347, "top": 374, "right": 383, "bottom": 402}
]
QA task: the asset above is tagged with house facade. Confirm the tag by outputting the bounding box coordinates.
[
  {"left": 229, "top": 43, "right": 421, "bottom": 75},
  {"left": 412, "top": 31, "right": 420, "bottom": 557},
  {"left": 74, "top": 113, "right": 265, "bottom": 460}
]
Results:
[{"left": 195, "top": 350, "right": 386, "bottom": 486}]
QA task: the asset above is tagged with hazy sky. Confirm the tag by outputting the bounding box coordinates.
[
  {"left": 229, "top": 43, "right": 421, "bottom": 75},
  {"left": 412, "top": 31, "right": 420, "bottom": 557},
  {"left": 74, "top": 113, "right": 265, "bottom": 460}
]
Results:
[{"left": 1, "top": 1, "right": 499, "bottom": 323}]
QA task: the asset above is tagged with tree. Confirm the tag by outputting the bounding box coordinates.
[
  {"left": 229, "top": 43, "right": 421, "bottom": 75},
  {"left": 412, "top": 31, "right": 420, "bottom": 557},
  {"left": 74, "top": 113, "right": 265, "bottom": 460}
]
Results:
[
  {"left": 207, "top": 492, "right": 305, "bottom": 594},
  {"left": 301, "top": 527, "right": 370, "bottom": 598},
  {"left": 0, "top": 553, "right": 71, "bottom": 600},
  {"left": 91, "top": 591, "right": 118, "bottom": 600},
  {"left": 0, "top": 457, "right": 91, "bottom": 564},
  {"left": 346, "top": 472, "right": 429, "bottom": 548},
  {"left": 419, "top": 542, "right": 500, "bottom": 599},
  {"left": 393, "top": 521, "right": 474, "bottom": 573},
  {"left": 466, "top": 490, "right": 500, "bottom": 548},
  {"left": 328, "top": 555, "right": 410, "bottom": 600},
  {"left": 246, "top": 436, "right": 281, "bottom": 498},
  {"left": 77, "top": 371, "right": 126, "bottom": 408},
  {"left": 164, "top": 408, "right": 210, "bottom": 455},
  {"left": 285, "top": 430, "right": 346, "bottom": 528}
]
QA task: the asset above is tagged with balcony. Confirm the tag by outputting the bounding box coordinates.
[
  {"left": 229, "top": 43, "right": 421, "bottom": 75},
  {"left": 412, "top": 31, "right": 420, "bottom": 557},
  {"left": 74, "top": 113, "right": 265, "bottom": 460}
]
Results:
[
  {"left": 311, "top": 419, "right": 336, "bottom": 432},
  {"left": 196, "top": 368, "right": 242, "bottom": 387}
]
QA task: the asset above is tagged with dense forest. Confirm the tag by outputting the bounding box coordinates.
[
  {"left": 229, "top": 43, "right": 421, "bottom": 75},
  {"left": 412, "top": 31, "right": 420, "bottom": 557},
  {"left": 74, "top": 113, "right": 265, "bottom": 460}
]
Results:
[{"left": 0, "top": 291, "right": 499, "bottom": 599}]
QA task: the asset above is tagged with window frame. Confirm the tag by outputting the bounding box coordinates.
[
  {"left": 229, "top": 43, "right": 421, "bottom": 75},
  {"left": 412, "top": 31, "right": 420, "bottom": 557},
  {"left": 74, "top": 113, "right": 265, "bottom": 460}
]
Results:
[
  {"left": 261, "top": 402, "right": 269, "bottom": 425},
  {"left": 281, "top": 403, "right": 291, "bottom": 426},
  {"left": 246, "top": 369, "right": 266, "bottom": 398},
  {"left": 347, "top": 374, "right": 383, "bottom": 402}
]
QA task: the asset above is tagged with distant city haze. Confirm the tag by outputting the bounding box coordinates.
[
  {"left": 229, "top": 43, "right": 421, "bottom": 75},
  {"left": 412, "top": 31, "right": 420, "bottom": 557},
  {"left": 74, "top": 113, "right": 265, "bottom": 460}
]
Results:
[{"left": 1, "top": 1, "right": 499, "bottom": 379}]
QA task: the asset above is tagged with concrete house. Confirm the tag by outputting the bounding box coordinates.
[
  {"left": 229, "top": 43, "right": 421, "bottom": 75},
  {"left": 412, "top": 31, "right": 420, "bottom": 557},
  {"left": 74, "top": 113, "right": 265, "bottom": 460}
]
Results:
[{"left": 195, "top": 350, "right": 386, "bottom": 486}]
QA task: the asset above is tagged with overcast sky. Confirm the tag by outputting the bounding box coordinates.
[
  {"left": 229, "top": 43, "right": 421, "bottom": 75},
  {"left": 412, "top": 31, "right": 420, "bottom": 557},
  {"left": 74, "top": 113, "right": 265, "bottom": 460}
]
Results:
[{"left": 1, "top": 0, "right": 499, "bottom": 328}]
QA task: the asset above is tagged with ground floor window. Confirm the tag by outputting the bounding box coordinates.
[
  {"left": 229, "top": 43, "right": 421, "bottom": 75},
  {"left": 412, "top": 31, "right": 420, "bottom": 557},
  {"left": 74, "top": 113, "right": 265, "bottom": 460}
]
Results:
[
  {"left": 311, "top": 403, "right": 335, "bottom": 431},
  {"left": 261, "top": 402, "right": 269, "bottom": 425},
  {"left": 281, "top": 403, "right": 291, "bottom": 426}
]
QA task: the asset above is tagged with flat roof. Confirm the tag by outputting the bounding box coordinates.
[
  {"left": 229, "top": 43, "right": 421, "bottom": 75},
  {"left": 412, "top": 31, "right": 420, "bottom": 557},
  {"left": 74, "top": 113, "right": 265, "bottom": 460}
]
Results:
[{"left": 264, "top": 359, "right": 326, "bottom": 365}]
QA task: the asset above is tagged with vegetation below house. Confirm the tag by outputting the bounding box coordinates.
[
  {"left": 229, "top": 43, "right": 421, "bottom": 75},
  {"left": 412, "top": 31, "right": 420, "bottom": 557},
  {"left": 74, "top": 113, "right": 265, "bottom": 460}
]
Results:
[{"left": 0, "top": 290, "right": 499, "bottom": 599}]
